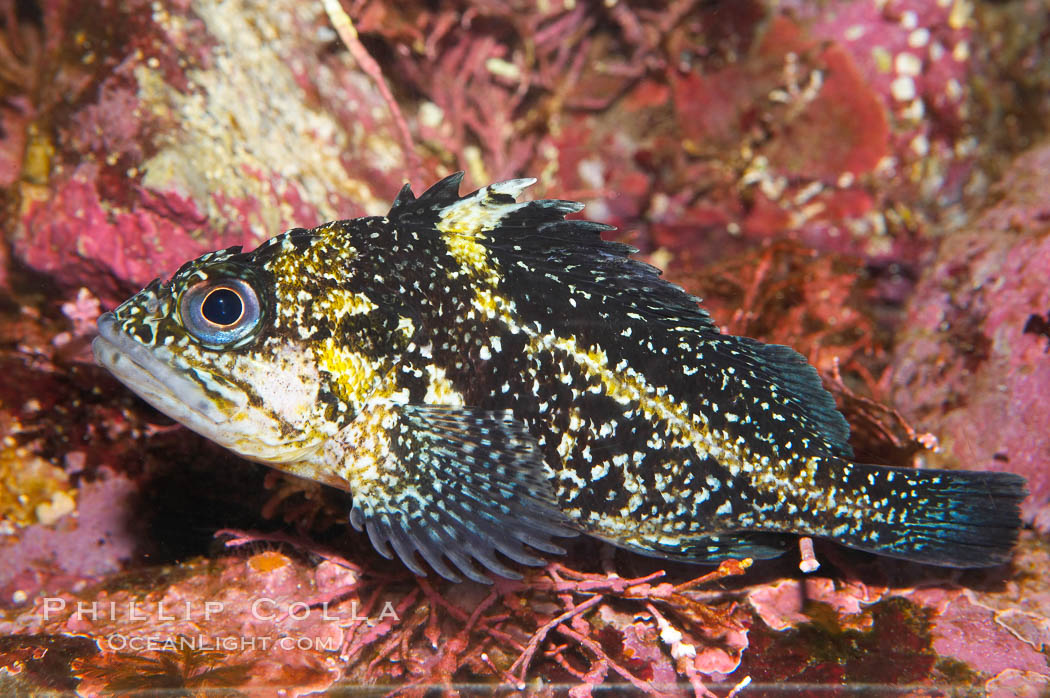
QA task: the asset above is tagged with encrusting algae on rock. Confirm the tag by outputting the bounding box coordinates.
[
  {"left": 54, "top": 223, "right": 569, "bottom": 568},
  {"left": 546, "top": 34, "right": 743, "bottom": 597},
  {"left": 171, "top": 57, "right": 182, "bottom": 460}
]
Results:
[
  {"left": 0, "top": 417, "right": 77, "bottom": 530},
  {"left": 93, "top": 174, "right": 1026, "bottom": 582}
]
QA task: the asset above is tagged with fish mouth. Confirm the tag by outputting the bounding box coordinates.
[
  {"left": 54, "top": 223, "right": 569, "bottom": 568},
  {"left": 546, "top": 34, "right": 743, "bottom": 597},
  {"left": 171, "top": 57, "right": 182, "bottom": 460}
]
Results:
[
  {"left": 93, "top": 312, "right": 233, "bottom": 430},
  {"left": 94, "top": 313, "right": 326, "bottom": 468}
]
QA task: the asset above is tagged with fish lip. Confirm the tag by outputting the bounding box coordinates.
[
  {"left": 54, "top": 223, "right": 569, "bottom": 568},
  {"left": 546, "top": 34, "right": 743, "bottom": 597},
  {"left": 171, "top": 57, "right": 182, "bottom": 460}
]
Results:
[{"left": 93, "top": 311, "right": 229, "bottom": 426}]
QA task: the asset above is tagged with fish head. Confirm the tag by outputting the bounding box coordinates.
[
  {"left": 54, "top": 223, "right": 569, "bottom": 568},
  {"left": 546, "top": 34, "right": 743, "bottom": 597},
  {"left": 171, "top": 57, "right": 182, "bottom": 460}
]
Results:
[{"left": 92, "top": 236, "right": 354, "bottom": 476}]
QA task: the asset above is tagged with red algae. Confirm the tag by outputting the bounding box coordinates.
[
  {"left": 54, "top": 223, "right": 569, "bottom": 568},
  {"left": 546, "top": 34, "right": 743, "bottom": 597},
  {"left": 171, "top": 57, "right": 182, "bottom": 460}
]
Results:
[{"left": 0, "top": 0, "right": 1048, "bottom": 694}]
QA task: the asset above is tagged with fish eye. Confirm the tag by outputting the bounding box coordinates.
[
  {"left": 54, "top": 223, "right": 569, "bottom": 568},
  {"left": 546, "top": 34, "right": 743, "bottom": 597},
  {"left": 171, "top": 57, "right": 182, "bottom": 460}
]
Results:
[
  {"left": 202, "top": 287, "right": 243, "bottom": 326},
  {"left": 179, "top": 278, "right": 261, "bottom": 346}
]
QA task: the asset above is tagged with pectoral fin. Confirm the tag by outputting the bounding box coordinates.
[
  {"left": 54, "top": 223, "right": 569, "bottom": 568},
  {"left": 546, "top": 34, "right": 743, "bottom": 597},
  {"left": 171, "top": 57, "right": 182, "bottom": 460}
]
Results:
[{"left": 327, "top": 402, "right": 577, "bottom": 583}]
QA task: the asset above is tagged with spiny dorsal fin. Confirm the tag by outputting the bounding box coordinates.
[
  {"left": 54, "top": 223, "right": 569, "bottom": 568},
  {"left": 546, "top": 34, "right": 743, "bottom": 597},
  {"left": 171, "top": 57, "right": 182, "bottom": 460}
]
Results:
[
  {"left": 387, "top": 174, "right": 854, "bottom": 459},
  {"left": 388, "top": 172, "right": 466, "bottom": 217}
]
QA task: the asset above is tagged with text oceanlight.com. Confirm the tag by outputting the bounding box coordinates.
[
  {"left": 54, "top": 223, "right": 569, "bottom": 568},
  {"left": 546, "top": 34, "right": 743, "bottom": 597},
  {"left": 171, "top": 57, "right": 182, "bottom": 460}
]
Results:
[{"left": 104, "top": 634, "right": 340, "bottom": 652}]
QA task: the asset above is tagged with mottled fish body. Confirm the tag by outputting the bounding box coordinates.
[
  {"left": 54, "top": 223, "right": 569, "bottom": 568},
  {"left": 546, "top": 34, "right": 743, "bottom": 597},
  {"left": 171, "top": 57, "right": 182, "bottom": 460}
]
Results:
[{"left": 94, "top": 174, "right": 1026, "bottom": 582}]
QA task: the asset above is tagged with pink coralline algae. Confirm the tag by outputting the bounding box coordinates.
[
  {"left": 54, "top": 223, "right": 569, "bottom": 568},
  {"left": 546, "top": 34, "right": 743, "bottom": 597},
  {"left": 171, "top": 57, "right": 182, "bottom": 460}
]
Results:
[
  {"left": 748, "top": 577, "right": 888, "bottom": 633},
  {"left": 1, "top": 0, "right": 1049, "bottom": 694},
  {"left": 0, "top": 469, "right": 139, "bottom": 606},
  {"left": 931, "top": 595, "right": 1048, "bottom": 678},
  {"left": 799, "top": 0, "right": 975, "bottom": 166},
  {"left": 4, "top": 550, "right": 358, "bottom": 695},
  {"left": 9, "top": 0, "right": 414, "bottom": 304},
  {"left": 889, "top": 141, "right": 1050, "bottom": 521},
  {"left": 18, "top": 164, "right": 225, "bottom": 305}
]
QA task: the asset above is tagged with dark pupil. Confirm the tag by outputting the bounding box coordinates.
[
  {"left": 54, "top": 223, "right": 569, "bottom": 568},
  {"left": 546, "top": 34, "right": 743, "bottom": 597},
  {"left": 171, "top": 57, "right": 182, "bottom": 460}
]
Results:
[{"left": 201, "top": 288, "right": 243, "bottom": 326}]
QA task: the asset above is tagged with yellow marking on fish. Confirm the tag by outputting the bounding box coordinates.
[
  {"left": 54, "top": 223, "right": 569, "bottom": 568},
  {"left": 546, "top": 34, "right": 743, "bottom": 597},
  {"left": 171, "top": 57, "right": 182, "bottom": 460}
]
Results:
[
  {"left": 471, "top": 287, "right": 513, "bottom": 321},
  {"left": 315, "top": 338, "right": 382, "bottom": 408},
  {"left": 323, "top": 288, "right": 378, "bottom": 318},
  {"left": 442, "top": 232, "right": 492, "bottom": 279},
  {"left": 424, "top": 364, "right": 466, "bottom": 406},
  {"left": 526, "top": 331, "right": 833, "bottom": 513},
  {"left": 438, "top": 181, "right": 535, "bottom": 283}
]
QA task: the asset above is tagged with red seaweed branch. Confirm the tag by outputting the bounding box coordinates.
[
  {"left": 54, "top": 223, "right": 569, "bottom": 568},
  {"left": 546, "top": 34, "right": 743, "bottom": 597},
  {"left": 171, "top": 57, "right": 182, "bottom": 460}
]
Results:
[{"left": 321, "top": 0, "right": 423, "bottom": 185}]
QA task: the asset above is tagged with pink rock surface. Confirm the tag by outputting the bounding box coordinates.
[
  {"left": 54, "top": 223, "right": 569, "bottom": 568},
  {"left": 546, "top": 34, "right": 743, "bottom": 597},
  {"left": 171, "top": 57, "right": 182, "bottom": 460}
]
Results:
[
  {"left": 5, "top": 550, "right": 361, "bottom": 695},
  {"left": 0, "top": 469, "right": 139, "bottom": 603},
  {"left": 890, "top": 142, "right": 1050, "bottom": 519},
  {"left": 748, "top": 577, "right": 888, "bottom": 632},
  {"left": 10, "top": 0, "right": 407, "bottom": 306},
  {"left": 931, "top": 596, "right": 1048, "bottom": 677},
  {"left": 986, "top": 670, "right": 1050, "bottom": 698}
]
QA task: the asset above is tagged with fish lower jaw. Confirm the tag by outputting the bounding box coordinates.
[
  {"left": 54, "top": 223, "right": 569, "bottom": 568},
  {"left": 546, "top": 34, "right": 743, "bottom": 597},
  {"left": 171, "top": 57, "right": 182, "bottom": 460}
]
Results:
[
  {"left": 262, "top": 450, "right": 352, "bottom": 491},
  {"left": 93, "top": 316, "right": 330, "bottom": 479},
  {"left": 93, "top": 314, "right": 236, "bottom": 434},
  {"left": 233, "top": 439, "right": 327, "bottom": 468}
]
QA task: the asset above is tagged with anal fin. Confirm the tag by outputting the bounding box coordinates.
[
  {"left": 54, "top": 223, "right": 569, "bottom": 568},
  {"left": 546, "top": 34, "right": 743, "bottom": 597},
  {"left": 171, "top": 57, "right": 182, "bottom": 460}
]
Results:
[{"left": 612, "top": 530, "right": 793, "bottom": 563}]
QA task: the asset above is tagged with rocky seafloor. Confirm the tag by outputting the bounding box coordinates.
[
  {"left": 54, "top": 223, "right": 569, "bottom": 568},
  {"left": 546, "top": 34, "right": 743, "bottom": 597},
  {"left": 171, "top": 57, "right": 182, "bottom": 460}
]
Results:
[{"left": 0, "top": 0, "right": 1048, "bottom": 694}]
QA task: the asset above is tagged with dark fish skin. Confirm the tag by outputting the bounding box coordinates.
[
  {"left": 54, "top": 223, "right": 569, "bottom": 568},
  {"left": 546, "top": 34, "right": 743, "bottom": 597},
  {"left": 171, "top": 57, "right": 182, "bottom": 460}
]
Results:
[{"left": 95, "top": 173, "right": 1027, "bottom": 583}]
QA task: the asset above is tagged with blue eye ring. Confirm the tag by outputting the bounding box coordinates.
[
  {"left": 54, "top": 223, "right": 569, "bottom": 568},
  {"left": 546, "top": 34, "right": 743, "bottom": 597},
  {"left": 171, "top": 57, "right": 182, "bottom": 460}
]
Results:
[{"left": 179, "top": 278, "right": 261, "bottom": 347}]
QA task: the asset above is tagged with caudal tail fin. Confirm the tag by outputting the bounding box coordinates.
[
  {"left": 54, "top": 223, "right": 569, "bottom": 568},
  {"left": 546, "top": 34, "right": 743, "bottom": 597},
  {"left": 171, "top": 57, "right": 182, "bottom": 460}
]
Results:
[{"left": 827, "top": 464, "right": 1027, "bottom": 568}]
